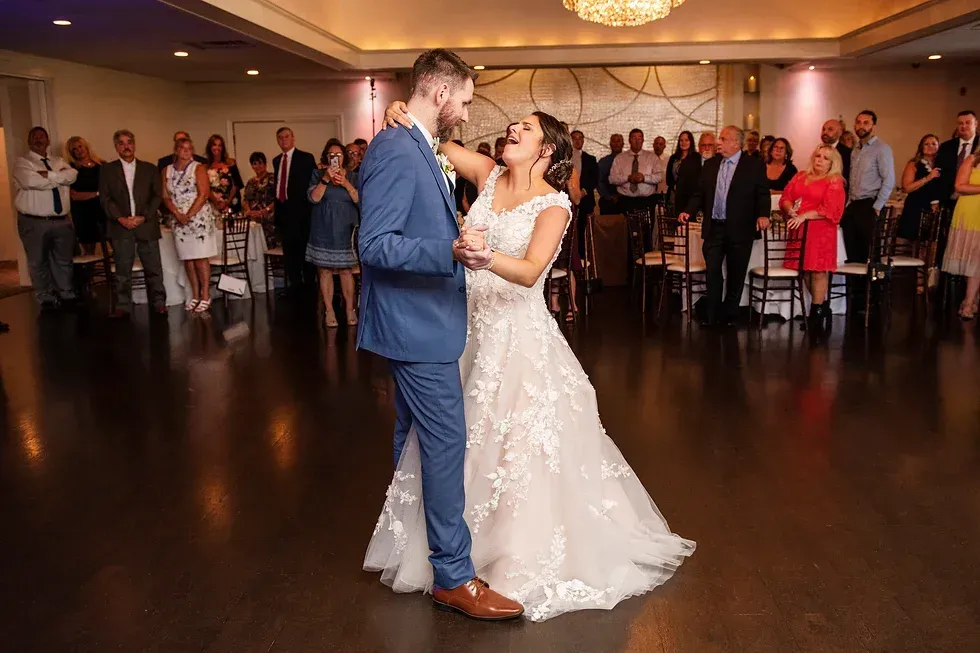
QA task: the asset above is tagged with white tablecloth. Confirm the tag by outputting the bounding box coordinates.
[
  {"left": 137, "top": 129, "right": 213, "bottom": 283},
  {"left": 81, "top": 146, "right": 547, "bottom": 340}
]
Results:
[
  {"left": 133, "top": 223, "right": 268, "bottom": 305},
  {"left": 681, "top": 223, "right": 847, "bottom": 319}
]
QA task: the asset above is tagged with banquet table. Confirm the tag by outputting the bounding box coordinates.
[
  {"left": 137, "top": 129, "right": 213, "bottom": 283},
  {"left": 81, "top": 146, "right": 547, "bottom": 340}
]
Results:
[
  {"left": 682, "top": 222, "right": 848, "bottom": 319},
  {"left": 133, "top": 222, "right": 268, "bottom": 305}
]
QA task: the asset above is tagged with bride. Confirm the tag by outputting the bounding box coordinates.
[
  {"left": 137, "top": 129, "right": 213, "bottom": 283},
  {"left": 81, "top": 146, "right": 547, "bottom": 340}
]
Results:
[{"left": 364, "top": 104, "right": 695, "bottom": 622}]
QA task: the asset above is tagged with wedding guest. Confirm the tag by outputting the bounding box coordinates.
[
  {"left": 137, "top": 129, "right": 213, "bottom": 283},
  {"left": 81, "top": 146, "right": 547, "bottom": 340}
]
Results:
[
  {"left": 570, "top": 129, "right": 597, "bottom": 253},
  {"left": 99, "top": 129, "right": 166, "bottom": 319},
  {"left": 653, "top": 135, "right": 669, "bottom": 199},
  {"left": 346, "top": 142, "right": 363, "bottom": 172},
  {"left": 307, "top": 139, "right": 360, "bottom": 328},
  {"left": 760, "top": 135, "right": 775, "bottom": 162},
  {"left": 205, "top": 134, "right": 244, "bottom": 215},
  {"left": 679, "top": 126, "right": 770, "bottom": 328},
  {"left": 673, "top": 131, "right": 715, "bottom": 219},
  {"left": 494, "top": 136, "right": 507, "bottom": 164},
  {"left": 162, "top": 138, "right": 217, "bottom": 313},
  {"left": 157, "top": 130, "right": 206, "bottom": 171},
  {"left": 242, "top": 151, "right": 277, "bottom": 248},
  {"left": 897, "top": 134, "right": 941, "bottom": 240},
  {"left": 666, "top": 131, "right": 695, "bottom": 209},
  {"left": 476, "top": 142, "right": 492, "bottom": 157},
  {"left": 354, "top": 138, "right": 368, "bottom": 158},
  {"left": 745, "top": 130, "right": 762, "bottom": 158},
  {"left": 597, "top": 133, "right": 624, "bottom": 214},
  {"left": 942, "top": 149, "right": 980, "bottom": 319},
  {"left": 766, "top": 138, "right": 798, "bottom": 192},
  {"left": 843, "top": 110, "right": 894, "bottom": 265},
  {"left": 273, "top": 126, "right": 317, "bottom": 290},
  {"left": 820, "top": 119, "right": 852, "bottom": 184},
  {"left": 840, "top": 130, "right": 857, "bottom": 150},
  {"left": 66, "top": 136, "right": 105, "bottom": 255},
  {"left": 780, "top": 145, "right": 846, "bottom": 327},
  {"left": 12, "top": 126, "right": 77, "bottom": 310},
  {"left": 935, "top": 110, "right": 977, "bottom": 267},
  {"left": 609, "top": 129, "right": 663, "bottom": 215}
]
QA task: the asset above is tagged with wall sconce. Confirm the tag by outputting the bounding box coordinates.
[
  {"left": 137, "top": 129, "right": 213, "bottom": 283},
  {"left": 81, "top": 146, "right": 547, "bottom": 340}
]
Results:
[
  {"left": 745, "top": 113, "right": 756, "bottom": 130},
  {"left": 746, "top": 75, "right": 758, "bottom": 93}
]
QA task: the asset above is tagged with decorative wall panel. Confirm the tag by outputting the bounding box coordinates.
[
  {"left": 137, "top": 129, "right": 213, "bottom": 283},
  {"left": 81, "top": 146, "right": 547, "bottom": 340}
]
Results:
[{"left": 458, "top": 65, "right": 726, "bottom": 154}]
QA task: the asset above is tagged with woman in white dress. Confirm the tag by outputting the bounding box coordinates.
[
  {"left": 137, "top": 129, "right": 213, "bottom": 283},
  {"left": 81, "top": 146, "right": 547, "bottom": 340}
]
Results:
[
  {"left": 365, "top": 107, "right": 695, "bottom": 622},
  {"left": 161, "top": 138, "right": 219, "bottom": 313}
]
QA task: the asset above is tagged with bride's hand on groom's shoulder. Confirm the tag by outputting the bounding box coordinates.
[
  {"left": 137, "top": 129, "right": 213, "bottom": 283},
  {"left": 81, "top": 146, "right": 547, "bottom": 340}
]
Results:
[{"left": 383, "top": 101, "right": 413, "bottom": 130}]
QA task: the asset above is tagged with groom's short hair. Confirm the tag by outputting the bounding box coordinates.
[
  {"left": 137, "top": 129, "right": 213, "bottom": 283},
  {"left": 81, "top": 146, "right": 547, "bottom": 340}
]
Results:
[{"left": 411, "top": 49, "right": 477, "bottom": 99}]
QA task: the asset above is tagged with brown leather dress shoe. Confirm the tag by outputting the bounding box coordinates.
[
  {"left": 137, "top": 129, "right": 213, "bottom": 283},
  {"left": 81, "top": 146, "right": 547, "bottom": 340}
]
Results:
[{"left": 432, "top": 578, "right": 524, "bottom": 621}]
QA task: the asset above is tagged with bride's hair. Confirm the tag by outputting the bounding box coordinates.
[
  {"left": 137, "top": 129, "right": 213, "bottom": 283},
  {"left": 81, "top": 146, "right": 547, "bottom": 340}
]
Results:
[{"left": 532, "top": 111, "right": 574, "bottom": 191}]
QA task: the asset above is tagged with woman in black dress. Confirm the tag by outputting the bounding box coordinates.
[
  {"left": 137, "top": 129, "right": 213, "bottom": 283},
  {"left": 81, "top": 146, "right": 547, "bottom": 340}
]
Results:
[
  {"left": 666, "top": 131, "right": 695, "bottom": 213},
  {"left": 766, "top": 137, "right": 798, "bottom": 193},
  {"left": 205, "top": 134, "right": 245, "bottom": 214},
  {"left": 897, "top": 134, "right": 942, "bottom": 240},
  {"left": 66, "top": 136, "right": 106, "bottom": 255}
]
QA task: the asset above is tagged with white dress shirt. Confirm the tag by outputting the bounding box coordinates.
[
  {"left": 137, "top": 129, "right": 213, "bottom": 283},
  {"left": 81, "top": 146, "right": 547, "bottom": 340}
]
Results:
[
  {"left": 572, "top": 148, "right": 583, "bottom": 174},
  {"left": 409, "top": 112, "right": 453, "bottom": 194},
  {"left": 276, "top": 147, "right": 295, "bottom": 201},
  {"left": 12, "top": 150, "right": 78, "bottom": 217},
  {"left": 608, "top": 149, "right": 664, "bottom": 198},
  {"left": 121, "top": 158, "right": 138, "bottom": 216}
]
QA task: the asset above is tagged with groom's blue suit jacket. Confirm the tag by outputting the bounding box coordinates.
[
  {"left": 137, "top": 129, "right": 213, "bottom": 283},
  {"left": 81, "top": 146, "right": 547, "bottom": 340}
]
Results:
[{"left": 357, "top": 124, "right": 467, "bottom": 364}]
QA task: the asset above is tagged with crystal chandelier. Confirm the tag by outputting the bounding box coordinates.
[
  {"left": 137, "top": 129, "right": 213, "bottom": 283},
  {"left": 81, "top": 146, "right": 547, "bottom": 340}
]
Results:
[{"left": 563, "top": 0, "right": 686, "bottom": 27}]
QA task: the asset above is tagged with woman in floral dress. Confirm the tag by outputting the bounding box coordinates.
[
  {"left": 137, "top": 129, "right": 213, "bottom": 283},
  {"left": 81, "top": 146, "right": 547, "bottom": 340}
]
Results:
[
  {"left": 162, "top": 138, "right": 218, "bottom": 313},
  {"left": 242, "top": 151, "right": 277, "bottom": 248}
]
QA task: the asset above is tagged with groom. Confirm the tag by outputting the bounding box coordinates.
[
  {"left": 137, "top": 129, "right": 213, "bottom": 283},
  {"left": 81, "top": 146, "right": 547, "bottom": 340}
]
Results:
[{"left": 357, "top": 49, "right": 524, "bottom": 620}]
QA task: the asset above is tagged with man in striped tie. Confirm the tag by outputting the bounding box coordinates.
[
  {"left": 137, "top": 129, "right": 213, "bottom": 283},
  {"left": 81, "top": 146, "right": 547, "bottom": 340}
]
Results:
[{"left": 12, "top": 126, "right": 78, "bottom": 311}]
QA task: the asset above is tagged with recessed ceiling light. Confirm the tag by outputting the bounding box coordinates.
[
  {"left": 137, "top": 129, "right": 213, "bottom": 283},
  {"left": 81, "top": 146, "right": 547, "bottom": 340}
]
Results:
[
  {"left": 699, "top": 60, "right": 710, "bottom": 65},
  {"left": 928, "top": 54, "right": 942, "bottom": 60},
  {"left": 474, "top": 65, "right": 486, "bottom": 70},
  {"left": 246, "top": 69, "right": 260, "bottom": 76},
  {"left": 809, "top": 65, "right": 815, "bottom": 70},
  {"left": 52, "top": 19, "right": 71, "bottom": 26},
  {"left": 174, "top": 51, "right": 189, "bottom": 57}
]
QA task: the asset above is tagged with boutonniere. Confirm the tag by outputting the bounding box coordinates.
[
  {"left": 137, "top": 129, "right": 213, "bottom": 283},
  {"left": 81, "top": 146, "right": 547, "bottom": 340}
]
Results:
[{"left": 436, "top": 152, "right": 455, "bottom": 180}]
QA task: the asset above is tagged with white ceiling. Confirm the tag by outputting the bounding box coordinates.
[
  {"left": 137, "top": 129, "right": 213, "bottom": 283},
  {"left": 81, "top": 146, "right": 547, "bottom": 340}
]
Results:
[{"left": 867, "top": 21, "right": 980, "bottom": 62}]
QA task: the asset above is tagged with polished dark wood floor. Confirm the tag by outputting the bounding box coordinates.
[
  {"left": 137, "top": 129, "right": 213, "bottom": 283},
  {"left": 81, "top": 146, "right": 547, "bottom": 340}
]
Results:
[{"left": 1, "top": 289, "right": 979, "bottom": 653}]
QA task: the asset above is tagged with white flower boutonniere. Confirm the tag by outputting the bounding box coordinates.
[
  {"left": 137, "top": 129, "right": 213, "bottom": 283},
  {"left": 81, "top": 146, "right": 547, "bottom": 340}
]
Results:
[{"left": 436, "top": 152, "right": 456, "bottom": 184}]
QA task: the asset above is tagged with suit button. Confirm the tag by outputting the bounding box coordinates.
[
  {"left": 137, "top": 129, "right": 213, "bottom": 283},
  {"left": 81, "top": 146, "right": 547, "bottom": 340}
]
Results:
[{"left": 458, "top": 286, "right": 465, "bottom": 293}]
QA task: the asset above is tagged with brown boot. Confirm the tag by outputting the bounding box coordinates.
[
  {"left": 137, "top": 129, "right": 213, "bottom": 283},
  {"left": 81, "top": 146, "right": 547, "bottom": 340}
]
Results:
[{"left": 432, "top": 578, "right": 524, "bottom": 621}]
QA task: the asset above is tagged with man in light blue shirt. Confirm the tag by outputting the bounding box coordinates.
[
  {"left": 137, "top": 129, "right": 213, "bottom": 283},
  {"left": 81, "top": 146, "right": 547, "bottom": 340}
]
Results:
[{"left": 842, "top": 109, "right": 895, "bottom": 264}]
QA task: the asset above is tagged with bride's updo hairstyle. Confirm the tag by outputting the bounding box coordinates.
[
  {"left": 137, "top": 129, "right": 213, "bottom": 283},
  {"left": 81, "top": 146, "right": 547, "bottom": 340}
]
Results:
[{"left": 532, "top": 111, "right": 574, "bottom": 191}]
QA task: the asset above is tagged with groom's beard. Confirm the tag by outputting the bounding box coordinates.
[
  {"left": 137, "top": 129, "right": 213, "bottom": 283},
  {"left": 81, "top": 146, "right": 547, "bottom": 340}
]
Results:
[{"left": 436, "top": 103, "right": 462, "bottom": 142}]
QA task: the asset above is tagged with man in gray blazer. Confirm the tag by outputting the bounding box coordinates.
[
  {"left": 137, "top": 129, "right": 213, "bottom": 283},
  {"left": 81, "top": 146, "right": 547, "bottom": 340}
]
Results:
[{"left": 99, "top": 129, "right": 167, "bottom": 318}]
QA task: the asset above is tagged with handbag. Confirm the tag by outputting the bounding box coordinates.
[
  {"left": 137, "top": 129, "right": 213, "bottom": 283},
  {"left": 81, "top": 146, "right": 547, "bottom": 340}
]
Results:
[{"left": 217, "top": 273, "right": 247, "bottom": 297}]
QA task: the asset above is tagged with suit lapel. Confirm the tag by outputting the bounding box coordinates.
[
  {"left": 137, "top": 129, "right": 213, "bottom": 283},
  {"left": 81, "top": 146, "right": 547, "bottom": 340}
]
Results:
[{"left": 408, "top": 125, "right": 455, "bottom": 216}]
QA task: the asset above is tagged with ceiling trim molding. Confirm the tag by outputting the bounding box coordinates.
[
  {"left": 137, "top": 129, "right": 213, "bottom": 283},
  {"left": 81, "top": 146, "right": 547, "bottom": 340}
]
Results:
[{"left": 839, "top": 0, "right": 980, "bottom": 56}]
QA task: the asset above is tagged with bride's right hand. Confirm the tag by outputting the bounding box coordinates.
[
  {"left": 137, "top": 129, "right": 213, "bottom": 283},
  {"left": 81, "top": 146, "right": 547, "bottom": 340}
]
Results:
[{"left": 384, "top": 101, "right": 413, "bottom": 130}]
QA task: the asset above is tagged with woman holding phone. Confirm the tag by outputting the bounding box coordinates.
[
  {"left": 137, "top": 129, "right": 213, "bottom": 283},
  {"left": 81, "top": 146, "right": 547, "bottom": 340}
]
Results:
[{"left": 307, "top": 138, "right": 360, "bottom": 328}]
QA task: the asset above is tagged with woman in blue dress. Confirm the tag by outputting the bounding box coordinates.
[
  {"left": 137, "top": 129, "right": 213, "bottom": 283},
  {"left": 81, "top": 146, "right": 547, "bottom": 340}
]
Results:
[{"left": 307, "top": 139, "right": 360, "bottom": 328}]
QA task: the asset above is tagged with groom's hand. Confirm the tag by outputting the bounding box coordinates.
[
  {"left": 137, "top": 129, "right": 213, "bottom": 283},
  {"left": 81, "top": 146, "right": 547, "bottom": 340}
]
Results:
[
  {"left": 456, "top": 244, "right": 493, "bottom": 271},
  {"left": 454, "top": 225, "right": 487, "bottom": 252},
  {"left": 383, "top": 101, "right": 413, "bottom": 130}
]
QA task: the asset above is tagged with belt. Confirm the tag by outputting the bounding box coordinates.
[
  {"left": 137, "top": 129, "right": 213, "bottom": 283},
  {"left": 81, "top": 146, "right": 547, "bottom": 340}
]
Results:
[{"left": 21, "top": 213, "right": 68, "bottom": 220}]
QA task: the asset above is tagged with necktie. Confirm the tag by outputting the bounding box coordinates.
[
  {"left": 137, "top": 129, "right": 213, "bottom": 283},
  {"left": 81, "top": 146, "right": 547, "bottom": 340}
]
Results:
[
  {"left": 41, "top": 158, "right": 63, "bottom": 215},
  {"left": 630, "top": 154, "right": 639, "bottom": 193},
  {"left": 959, "top": 142, "right": 969, "bottom": 169},
  {"left": 716, "top": 160, "right": 732, "bottom": 221},
  {"left": 277, "top": 153, "right": 288, "bottom": 202}
]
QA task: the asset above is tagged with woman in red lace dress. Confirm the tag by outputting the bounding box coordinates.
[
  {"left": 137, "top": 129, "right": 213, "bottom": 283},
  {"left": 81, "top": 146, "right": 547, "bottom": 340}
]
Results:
[{"left": 779, "top": 144, "right": 846, "bottom": 324}]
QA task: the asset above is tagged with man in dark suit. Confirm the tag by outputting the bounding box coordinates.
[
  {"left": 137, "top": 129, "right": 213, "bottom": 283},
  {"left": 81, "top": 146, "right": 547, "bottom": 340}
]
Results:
[
  {"left": 674, "top": 131, "right": 716, "bottom": 217},
  {"left": 571, "top": 130, "right": 598, "bottom": 254},
  {"left": 934, "top": 110, "right": 977, "bottom": 268},
  {"left": 157, "top": 130, "right": 207, "bottom": 171},
  {"left": 100, "top": 129, "right": 166, "bottom": 318},
  {"left": 272, "top": 126, "right": 317, "bottom": 290},
  {"left": 680, "top": 126, "right": 770, "bottom": 327},
  {"left": 820, "top": 119, "right": 851, "bottom": 184}
]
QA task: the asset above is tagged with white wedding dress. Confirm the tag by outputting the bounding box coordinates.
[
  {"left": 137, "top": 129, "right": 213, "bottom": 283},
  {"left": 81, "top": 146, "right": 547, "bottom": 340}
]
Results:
[{"left": 364, "top": 166, "right": 695, "bottom": 622}]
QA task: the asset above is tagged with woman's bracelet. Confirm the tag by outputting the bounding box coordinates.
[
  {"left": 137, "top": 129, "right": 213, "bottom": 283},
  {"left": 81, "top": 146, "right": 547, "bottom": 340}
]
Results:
[{"left": 485, "top": 249, "right": 497, "bottom": 271}]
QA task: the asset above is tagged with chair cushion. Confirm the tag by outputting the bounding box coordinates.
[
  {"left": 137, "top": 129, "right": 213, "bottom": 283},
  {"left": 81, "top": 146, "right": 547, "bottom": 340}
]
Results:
[
  {"left": 636, "top": 251, "right": 665, "bottom": 266},
  {"left": 265, "top": 247, "right": 284, "bottom": 257},
  {"left": 111, "top": 260, "right": 144, "bottom": 273},
  {"left": 836, "top": 262, "right": 868, "bottom": 275},
  {"left": 73, "top": 254, "right": 103, "bottom": 265},
  {"left": 210, "top": 254, "right": 243, "bottom": 266},
  {"left": 891, "top": 255, "right": 925, "bottom": 267},
  {"left": 667, "top": 261, "right": 706, "bottom": 273},
  {"left": 749, "top": 266, "right": 800, "bottom": 278},
  {"left": 550, "top": 268, "right": 568, "bottom": 279}
]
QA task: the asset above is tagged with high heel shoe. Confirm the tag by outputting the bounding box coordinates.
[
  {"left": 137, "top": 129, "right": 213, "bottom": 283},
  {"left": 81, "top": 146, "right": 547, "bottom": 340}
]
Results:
[
  {"left": 324, "top": 311, "right": 339, "bottom": 328},
  {"left": 346, "top": 310, "right": 358, "bottom": 326}
]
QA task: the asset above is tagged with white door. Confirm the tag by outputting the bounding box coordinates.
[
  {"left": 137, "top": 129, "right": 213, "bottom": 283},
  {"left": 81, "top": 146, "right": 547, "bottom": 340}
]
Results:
[{"left": 231, "top": 118, "right": 342, "bottom": 183}]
